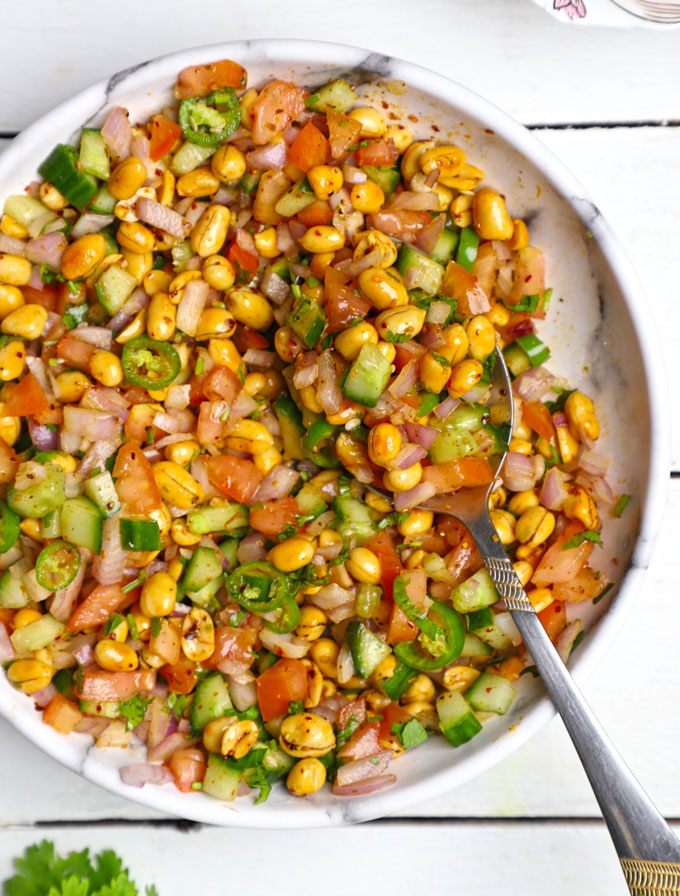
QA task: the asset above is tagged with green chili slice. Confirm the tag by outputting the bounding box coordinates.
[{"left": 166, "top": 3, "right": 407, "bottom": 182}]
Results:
[
  {"left": 0, "top": 500, "right": 20, "bottom": 554},
  {"left": 392, "top": 575, "right": 443, "bottom": 641},
  {"left": 122, "top": 336, "right": 181, "bottom": 389},
  {"left": 302, "top": 419, "right": 340, "bottom": 469},
  {"left": 35, "top": 539, "right": 81, "bottom": 591},
  {"left": 119, "top": 518, "right": 162, "bottom": 552},
  {"left": 225, "top": 562, "right": 287, "bottom": 612},
  {"left": 394, "top": 600, "right": 465, "bottom": 671},
  {"left": 178, "top": 90, "right": 241, "bottom": 147},
  {"left": 262, "top": 592, "right": 301, "bottom": 634}
]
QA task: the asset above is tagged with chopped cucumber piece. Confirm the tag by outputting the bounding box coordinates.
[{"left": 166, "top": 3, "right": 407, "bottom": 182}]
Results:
[
  {"left": 430, "top": 226, "right": 460, "bottom": 266},
  {"left": 294, "top": 483, "right": 327, "bottom": 519},
  {"left": 0, "top": 569, "right": 29, "bottom": 608},
  {"left": 396, "top": 244, "right": 445, "bottom": 295},
  {"left": 288, "top": 294, "right": 327, "bottom": 350},
  {"left": 79, "top": 128, "right": 110, "bottom": 180},
  {"left": 189, "top": 672, "right": 233, "bottom": 736},
  {"left": 187, "top": 502, "right": 249, "bottom": 536},
  {"left": 460, "top": 632, "right": 493, "bottom": 658},
  {"left": 275, "top": 179, "right": 316, "bottom": 217},
  {"left": 83, "top": 471, "right": 121, "bottom": 518},
  {"left": 382, "top": 660, "right": 418, "bottom": 701},
  {"left": 89, "top": 185, "right": 117, "bottom": 214},
  {"left": 274, "top": 394, "right": 305, "bottom": 462},
  {"left": 218, "top": 538, "right": 239, "bottom": 572},
  {"left": 342, "top": 343, "right": 392, "bottom": 408},
  {"left": 10, "top": 614, "right": 64, "bottom": 653},
  {"left": 428, "top": 429, "right": 477, "bottom": 464},
  {"left": 3, "top": 195, "right": 54, "bottom": 230},
  {"left": 470, "top": 609, "right": 516, "bottom": 651},
  {"left": 503, "top": 341, "right": 532, "bottom": 378},
  {"left": 345, "top": 620, "right": 391, "bottom": 678},
  {"left": 436, "top": 690, "right": 482, "bottom": 746},
  {"left": 456, "top": 226, "right": 480, "bottom": 271},
  {"left": 203, "top": 753, "right": 243, "bottom": 801},
  {"left": 450, "top": 568, "right": 500, "bottom": 614},
  {"left": 95, "top": 264, "right": 137, "bottom": 316},
  {"left": 362, "top": 165, "right": 400, "bottom": 196},
  {"left": 60, "top": 496, "right": 103, "bottom": 554},
  {"left": 305, "top": 79, "right": 354, "bottom": 113},
  {"left": 79, "top": 700, "right": 120, "bottom": 719},
  {"left": 182, "top": 545, "right": 222, "bottom": 593},
  {"left": 171, "top": 141, "right": 215, "bottom": 175},
  {"left": 7, "top": 463, "right": 65, "bottom": 519},
  {"left": 186, "top": 576, "right": 222, "bottom": 609},
  {"left": 332, "top": 495, "right": 378, "bottom": 545},
  {"left": 466, "top": 672, "right": 516, "bottom": 715}
]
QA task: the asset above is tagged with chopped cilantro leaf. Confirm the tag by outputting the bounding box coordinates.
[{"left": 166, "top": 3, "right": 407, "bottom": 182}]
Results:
[
  {"left": 103, "top": 613, "right": 124, "bottom": 637},
  {"left": 336, "top": 713, "right": 360, "bottom": 749},
  {"left": 118, "top": 695, "right": 151, "bottom": 730},
  {"left": 168, "top": 693, "right": 191, "bottom": 720},
  {"left": 519, "top": 664, "right": 540, "bottom": 678},
  {"left": 431, "top": 351, "right": 450, "bottom": 367},
  {"left": 384, "top": 329, "right": 411, "bottom": 344},
  {"left": 391, "top": 717, "right": 428, "bottom": 750},
  {"left": 614, "top": 494, "right": 631, "bottom": 518},
  {"left": 287, "top": 700, "right": 305, "bottom": 714},
  {"left": 150, "top": 617, "right": 162, "bottom": 637},
  {"left": 562, "top": 530, "right": 603, "bottom": 550}
]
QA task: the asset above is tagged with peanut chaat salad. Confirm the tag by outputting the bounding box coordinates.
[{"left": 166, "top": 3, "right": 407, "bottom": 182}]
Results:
[{"left": 0, "top": 58, "right": 626, "bottom": 804}]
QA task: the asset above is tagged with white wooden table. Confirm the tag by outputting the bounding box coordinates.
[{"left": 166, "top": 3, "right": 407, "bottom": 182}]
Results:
[{"left": 1, "top": 3, "right": 679, "bottom": 892}]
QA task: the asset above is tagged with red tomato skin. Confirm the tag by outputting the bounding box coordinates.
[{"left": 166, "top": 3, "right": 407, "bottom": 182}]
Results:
[
  {"left": 112, "top": 441, "right": 164, "bottom": 515},
  {"left": 167, "top": 748, "right": 206, "bottom": 792},
  {"left": 296, "top": 200, "right": 333, "bottom": 228},
  {"left": 2, "top": 372, "right": 49, "bottom": 417},
  {"left": 202, "top": 365, "right": 241, "bottom": 404},
  {"left": 56, "top": 332, "right": 96, "bottom": 371},
  {"left": 364, "top": 532, "right": 402, "bottom": 602},
  {"left": 256, "top": 658, "right": 308, "bottom": 721},
  {"left": 287, "top": 122, "right": 329, "bottom": 172},
  {"left": 355, "top": 138, "right": 398, "bottom": 167},
  {"left": 148, "top": 115, "right": 182, "bottom": 162},
  {"left": 327, "top": 111, "right": 362, "bottom": 161},
  {"left": 159, "top": 659, "right": 198, "bottom": 694},
  {"left": 323, "top": 267, "right": 372, "bottom": 332},
  {"left": 77, "top": 669, "right": 156, "bottom": 702},
  {"left": 66, "top": 584, "right": 129, "bottom": 633},
  {"left": 249, "top": 497, "right": 300, "bottom": 537},
  {"left": 251, "top": 81, "right": 308, "bottom": 145},
  {"left": 205, "top": 454, "right": 264, "bottom": 503},
  {"left": 538, "top": 600, "right": 567, "bottom": 641}
]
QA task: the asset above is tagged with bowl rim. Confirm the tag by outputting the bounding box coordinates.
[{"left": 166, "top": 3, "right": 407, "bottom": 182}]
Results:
[{"left": 0, "top": 38, "right": 670, "bottom": 828}]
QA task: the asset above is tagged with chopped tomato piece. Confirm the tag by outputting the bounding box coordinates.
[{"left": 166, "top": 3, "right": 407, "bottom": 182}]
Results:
[
  {"left": 21, "top": 284, "right": 57, "bottom": 311},
  {"left": 421, "top": 457, "right": 494, "bottom": 494},
  {"left": 553, "top": 566, "right": 611, "bottom": 604},
  {"left": 112, "top": 441, "right": 164, "bottom": 515},
  {"left": 297, "top": 199, "right": 333, "bottom": 227},
  {"left": 227, "top": 240, "right": 259, "bottom": 276},
  {"left": 232, "top": 324, "right": 269, "bottom": 353},
  {"left": 251, "top": 80, "right": 308, "bottom": 145},
  {"left": 324, "top": 266, "right": 372, "bottom": 332},
  {"left": 386, "top": 569, "right": 427, "bottom": 644},
  {"left": 532, "top": 522, "right": 593, "bottom": 586},
  {"left": 66, "top": 584, "right": 130, "bottom": 633},
  {"left": 213, "top": 625, "right": 256, "bottom": 672},
  {"left": 249, "top": 496, "right": 300, "bottom": 538},
  {"left": 43, "top": 694, "right": 82, "bottom": 734},
  {"left": 124, "top": 403, "right": 164, "bottom": 444},
  {"left": 538, "top": 600, "right": 567, "bottom": 641},
  {"left": 393, "top": 340, "right": 427, "bottom": 371},
  {"left": 327, "top": 111, "right": 362, "bottom": 161},
  {"left": 364, "top": 531, "right": 402, "bottom": 602},
  {"left": 338, "top": 721, "right": 382, "bottom": 760},
  {"left": 287, "top": 122, "right": 329, "bottom": 172},
  {"left": 367, "top": 209, "right": 432, "bottom": 242},
  {"left": 440, "top": 261, "right": 491, "bottom": 316},
  {"left": 378, "top": 702, "right": 411, "bottom": 744},
  {"left": 77, "top": 669, "right": 156, "bottom": 701},
  {"left": 174, "top": 59, "right": 247, "bottom": 99},
  {"left": 355, "top": 138, "right": 398, "bottom": 167},
  {"left": 159, "top": 658, "right": 198, "bottom": 694},
  {"left": 167, "top": 748, "right": 206, "bottom": 793},
  {"left": 522, "top": 400, "right": 556, "bottom": 445},
  {"left": 202, "top": 365, "right": 241, "bottom": 404},
  {"left": 56, "top": 331, "right": 96, "bottom": 371},
  {"left": 205, "top": 454, "right": 264, "bottom": 503},
  {"left": 256, "top": 657, "right": 308, "bottom": 721},
  {"left": 148, "top": 114, "right": 182, "bottom": 161},
  {"left": 2, "top": 372, "right": 50, "bottom": 418}
]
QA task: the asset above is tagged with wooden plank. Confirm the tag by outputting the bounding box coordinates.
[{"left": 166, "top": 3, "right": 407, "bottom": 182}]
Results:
[
  {"left": 0, "top": 2, "right": 679, "bottom": 132},
  {"left": 1, "top": 479, "right": 677, "bottom": 825},
  {"left": 1, "top": 820, "right": 677, "bottom": 893}
]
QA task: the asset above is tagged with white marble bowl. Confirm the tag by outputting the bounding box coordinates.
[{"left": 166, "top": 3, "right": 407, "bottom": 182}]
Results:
[{"left": 0, "top": 40, "right": 668, "bottom": 828}]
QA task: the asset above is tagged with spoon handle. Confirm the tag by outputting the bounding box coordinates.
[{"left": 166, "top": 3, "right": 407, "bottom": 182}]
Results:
[{"left": 469, "top": 512, "right": 680, "bottom": 892}]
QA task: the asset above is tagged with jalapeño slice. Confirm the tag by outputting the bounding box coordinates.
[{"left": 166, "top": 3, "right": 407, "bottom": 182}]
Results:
[
  {"left": 122, "top": 336, "right": 181, "bottom": 390},
  {"left": 35, "top": 539, "right": 81, "bottom": 591},
  {"left": 302, "top": 419, "right": 340, "bottom": 469},
  {"left": 394, "top": 600, "right": 465, "bottom": 671},
  {"left": 0, "top": 500, "right": 20, "bottom": 554},
  {"left": 178, "top": 90, "right": 241, "bottom": 147},
  {"left": 225, "top": 561, "right": 287, "bottom": 613},
  {"left": 262, "top": 592, "right": 301, "bottom": 634}
]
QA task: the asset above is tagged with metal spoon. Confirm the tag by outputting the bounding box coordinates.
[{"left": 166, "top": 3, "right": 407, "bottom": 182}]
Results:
[{"left": 368, "top": 346, "right": 680, "bottom": 893}]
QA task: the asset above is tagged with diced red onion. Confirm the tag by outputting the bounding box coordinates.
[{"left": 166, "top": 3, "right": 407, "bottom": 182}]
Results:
[
  {"left": 539, "top": 467, "right": 569, "bottom": 510},
  {"left": 339, "top": 246, "right": 383, "bottom": 278},
  {"left": 92, "top": 515, "right": 127, "bottom": 585},
  {"left": 393, "top": 480, "right": 437, "bottom": 511},
  {"left": 146, "top": 700, "right": 169, "bottom": 749},
  {"left": 335, "top": 750, "right": 393, "bottom": 787},
  {"left": 77, "top": 436, "right": 123, "bottom": 479},
  {"left": 313, "top": 695, "right": 348, "bottom": 723},
  {"left": 336, "top": 642, "right": 357, "bottom": 684},
  {"left": 388, "top": 360, "right": 417, "bottom": 399},
  {"left": 317, "top": 350, "right": 343, "bottom": 415},
  {"left": 148, "top": 732, "right": 197, "bottom": 763},
  {"left": 237, "top": 532, "right": 268, "bottom": 564},
  {"left": 293, "top": 353, "right": 319, "bottom": 388},
  {"left": 246, "top": 142, "right": 288, "bottom": 170},
  {"left": 424, "top": 301, "right": 451, "bottom": 326},
  {"left": 73, "top": 643, "right": 95, "bottom": 666},
  {"left": 575, "top": 471, "right": 616, "bottom": 505},
  {"left": 242, "top": 348, "right": 276, "bottom": 369},
  {"left": 229, "top": 391, "right": 259, "bottom": 420},
  {"left": 259, "top": 628, "right": 309, "bottom": 659},
  {"left": 25, "top": 231, "right": 67, "bottom": 267},
  {"left": 404, "top": 422, "right": 439, "bottom": 450},
  {"left": 414, "top": 214, "right": 445, "bottom": 255},
  {"left": 309, "top": 584, "right": 354, "bottom": 611},
  {"left": 153, "top": 409, "right": 194, "bottom": 434},
  {"left": 390, "top": 191, "right": 440, "bottom": 211},
  {"left": 493, "top": 612, "right": 522, "bottom": 646},
  {"left": 329, "top": 186, "right": 351, "bottom": 211},
  {"left": 235, "top": 227, "right": 257, "bottom": 256},
  {"left": 253, "top": 465, "right": 299, "bottom": 502},
  {"left": 136, "top": 197, "right": 190, "bottom": 239},
  {"left": 82, "top": 387, "right": 130, "bottom": 422},
  {"left": 28, "top": 420, "right": 59, "bottom": 451},
  {"left": 212, "top": 186, "right": 238, "bottom": 206},
  {"left": 28, "top": 210, "right": 56, "bottom": 239},
  {"left": 71, "top": 326, "right": 112, "bottom": 349},
  {"left": 342, "top": 164, "right": 367, "bottom": 185},
  {"left": 164, "top": 385, "right": 191, "bottom": 410},
  {"left": 49, "top": 562, "right": 86, "bottom": 622},
  {"left": 579, "top": 450, "right": 610, "bottom": 478},
  {"left": 512, "top": 367, "right": 558, "bottom": 402},
  {"left": 556, "top": 620, "right": 584, "bottom": 664},
  {"left": 32, "top": 683, "right": 58, "bottom": 708},
  {"left": 503, "top": 451, "right": 539, "bottom": 493},
  {"left": 261, "top": 268, "right": 290, "bottom": 305},
  {"left": 108, "top": 287, "right": 149, "bottom": 332},
  {"left": 224, "top": 675, "right": 256, "bottom": 712},
  {"left": 434, "top": 396, "right": 459, "bottom": 420},
  {"left": 70, "top": 214, "right": 114, "bottom": 240},
  {"left": 176, "top": 278, "right": 209, "bottom": 337},
  {"left": 0, "top": 623, "right": 15, "bottom": 663},
  {"left": 332, "top": 774, "right": 397, "bottom": 797},
  {"left": 0, "top": 233, "right": 27, "bottom": 255},
  {"left": 63, "top": 407, "right": 119, "bottom": 441},
  {"left": 120, "top": 763, "right": 175, "bottom": 788},
  {"left": 101, "top": 107, "right": 132, "bottom": 164},
  {"left": 393, "top": 443, "right": 428, "bottom": 470}
]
